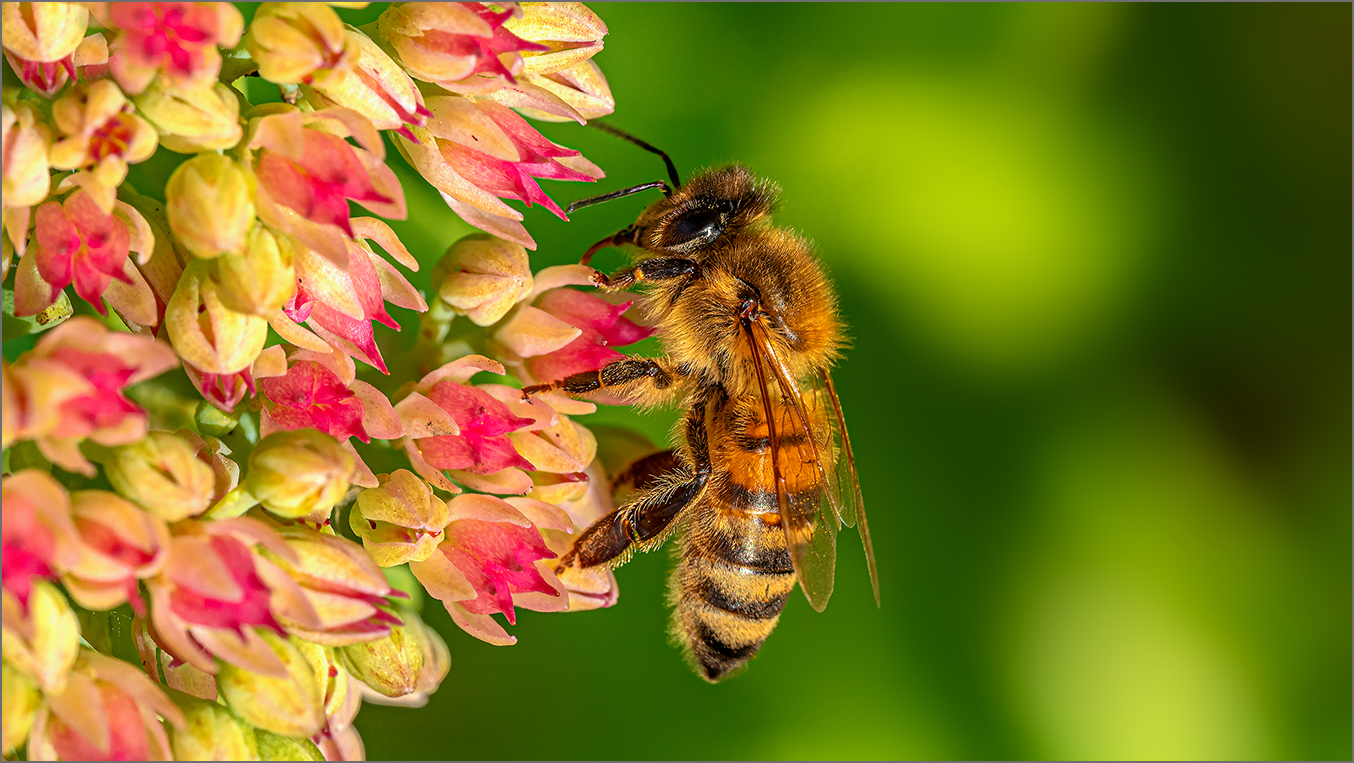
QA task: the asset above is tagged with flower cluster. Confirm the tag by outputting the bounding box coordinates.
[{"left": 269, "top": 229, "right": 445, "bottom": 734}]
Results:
[{"left": 1, "top": 3, "right": 643, "bottom": 760}]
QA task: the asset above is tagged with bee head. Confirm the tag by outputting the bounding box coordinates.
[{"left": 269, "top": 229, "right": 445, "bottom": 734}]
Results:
[{"left": 639, "top": 165, "right": 778, "bottom": 255}]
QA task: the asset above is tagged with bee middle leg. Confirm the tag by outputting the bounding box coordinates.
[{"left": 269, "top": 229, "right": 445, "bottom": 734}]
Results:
[
  {"left": 592, "top": 257, "right": 699, "bottom": 291},
  {"left": 556, "top": 394, "right": 714, "bottom": 571}
]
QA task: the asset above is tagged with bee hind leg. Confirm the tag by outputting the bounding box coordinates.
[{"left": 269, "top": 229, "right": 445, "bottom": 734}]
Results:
[
  {"left": 555, "top": 469, "right": 706, "bottom": 571},
  {"left": 556, "top": 390, "right": 715, "bottom": 572}
]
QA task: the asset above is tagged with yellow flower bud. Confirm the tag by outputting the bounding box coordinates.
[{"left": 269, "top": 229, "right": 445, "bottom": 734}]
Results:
[
  {"left": 254, "top": 729, "right": 325, "bottom": 760},
  {"left": 210, "top": 224, "right": 297, "bottom": 318},
  {"left": 2, "top": 102, "right": 52, "bottom": 210},
  {"left": 433, "top": 234, "right": 533, "bottom": 327},
  {"left": 166, "top": 261, "right": 268, "bottom": 375},
  {"left": 336, "top": 615, "right": 423, "bottom": 699},
  {"left": 0, "top": 581, "right": 80, "bottom": 694},
  {"left": 1, "top": 2, "right": 88, "bottom": 62},
  {"left": 503, "top": 2, "right": 607, "bottom": 74},
  {"left": 168, "top": 693, "right": 261, "bottom": 761},
  {"left": 104, "top": 431, "right": 216, "bottom": 521},
  {"left": 134, "top": 80, "right": 244, "bottom": 154},
  {"left": 2, "top": 661, "right": 41, "bottom": 754},
  {"left": 351, "top": 470, "right": 450, "bottom": 567},
  {"left": 245, "top": 3, "right": 355, "bottom": 86},
  {"left": 217, "top": 630, "right": 325, "bottom": 739},
  {"left": 167, "top": 154, "right": 256, "bottom": 260},
  {"left": 245, "top": 430, "right": 355, "bottom": 519}
]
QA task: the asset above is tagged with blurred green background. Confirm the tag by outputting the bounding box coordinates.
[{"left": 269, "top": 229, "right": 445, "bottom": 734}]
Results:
[
  {"left": 350, "top": 3, "right": 1351, "bottom": 761},
  {"left": 8, "top": 2, "right": 1347, "bottom": 760}
]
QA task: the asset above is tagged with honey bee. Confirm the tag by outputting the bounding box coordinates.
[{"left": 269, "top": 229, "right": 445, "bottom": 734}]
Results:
[{"left": 523, "top": 125, "right": 878, "bottom": 682}]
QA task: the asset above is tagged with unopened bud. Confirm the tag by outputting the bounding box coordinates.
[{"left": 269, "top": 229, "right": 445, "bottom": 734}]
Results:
[
  {"left": 2, "top": 661, "right": 40, "bottom": 754},
  {"left": 105, "top": 431, "right": 215, "bottom": 521},
  {"left": 245, "top": 430, "right": 355, "bottom": 519},
  {"left": 168, "top": 693, "right": 261, "bottom": 761},
  {"left": 135, "top": 80, "right": 245, "bottom": 154},
  {"left": 351, "top": 470, "right": 450, "bottom": 567},
  {"left": 217, "top": 630, "right": 325, "bottom": 738},
  {"left": 195, "top": 400, "right": 242, "bottom": 437},
  {"left": 245, "top": 3, "right": 354, "bottom": 86},
  {"left": 433, "top": 234, "right": 533, "bottom": 326},
  {"left": 254, "top": 729, "right": 325, "bottom": 761},
  {"left": 1, "top": 581, "right": 79, "bottom": 694},
  {"left": 1, "top": 2, "right": 88, "bottom": 63},
  {"left": 337, "top": 615, "right": 422, "bottom": 699},
  {"left": 503, "top": 2, "right": 607, "bottom": 74},
  {"left": 211, "top": 224, "right": 297, "bottom": 317},
  {"left": 166, "top": 261, "right": 268, "bottom": 375},
  {"left": 167, "top": 153, "right": 256, "bottom": 260}
]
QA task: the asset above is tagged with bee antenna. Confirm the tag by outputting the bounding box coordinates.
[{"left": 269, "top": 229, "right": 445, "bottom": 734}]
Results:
[
  {"left": 566, "top": 181, "right": 671, "bottom": 214},
  {"left": 587, "top": 121, "right": 682, "bottom": 189}
]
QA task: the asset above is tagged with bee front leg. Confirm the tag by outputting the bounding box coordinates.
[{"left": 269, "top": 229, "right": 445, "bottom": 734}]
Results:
[{"left": 521, "top": 356, "right": 680, "bottom": 400}]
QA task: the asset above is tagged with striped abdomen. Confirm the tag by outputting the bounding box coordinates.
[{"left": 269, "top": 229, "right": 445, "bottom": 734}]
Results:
[{"left": 671, "top": 395, "right": 825, "bottom": 682}]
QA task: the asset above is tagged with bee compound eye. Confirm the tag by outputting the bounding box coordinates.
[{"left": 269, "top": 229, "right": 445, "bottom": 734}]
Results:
[{"left": 666, "top": 206, "right": 726, "bottom": 247}]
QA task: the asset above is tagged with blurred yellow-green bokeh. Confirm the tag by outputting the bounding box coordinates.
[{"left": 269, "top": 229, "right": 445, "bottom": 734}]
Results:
[
  {"left": 344, "top": 3, "right": 1350, "bottom": 760},
  {"left": 9, "top": 2, "right": 1340, "bottom": 760}
]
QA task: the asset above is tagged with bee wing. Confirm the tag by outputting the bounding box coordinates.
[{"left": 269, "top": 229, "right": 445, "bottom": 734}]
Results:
[
  {"left": 745, "top": 320, "right": 840, "bottom": 613},
  {"left": 815, "top": 368, "right": 879, "bottom": 606}
]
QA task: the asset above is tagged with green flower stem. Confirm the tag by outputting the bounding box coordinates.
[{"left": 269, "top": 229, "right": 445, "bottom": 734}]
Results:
[{"left": 205, "top": 484, "right": 260, "bottom": 520}]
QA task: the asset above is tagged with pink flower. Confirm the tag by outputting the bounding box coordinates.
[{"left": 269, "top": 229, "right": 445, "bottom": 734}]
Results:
[
  {"left": 444, "top": 101, "right": 599, "bottom": 220},
  {"left": 495, "top": 266, "right": 653, "bottom": 403},
  {"left": 397, "top": 97, "right": 603, "bottom": 248},
  {"left": 418, "top": 379, "right": 535, "bottom": 474},
  {"left": 4, "top": 34, "right": 109, "bottom": 98},
  {"left": 106, "top": 2, "right": 243, "bottom": 93},
  {"left": 397, "top": 356, "right": 542, "bottom": 494},
  {"left": 260, "top": 526, "right": 402, "bottom": 646},
  {"left": 282, "top": 218, "right": 425, "bottom": 375},
  {"left": 260, "top": 360, "right": 367, "bottom": 442},
  {"left": 526, "top": 286, "right": 653, "bottom": 383},
  {"left": 26, "top": 189, "right": 131, "bottom": 313},
  {"left": 61, "top": 491, "right": 169, "bottom": 615},
  {"left": 377, "top": 2, "right": 547, "bottom": 94},
  {"left": 185, "top": 364, "right": 255, "bottom": 414},
  {"left": 248, "top": 107, "right": 406, "bottom": 265},
  {"left": 28, "top": 650, "right": 182, "bottom": 761},
  {"left": 257, "top": 349, "right": 403, "bottom": 486},
  {"left": 1, "top": 316, "right": 178, "bottom": 475},
  {"left": 146, "top": 518, "right": 302, "bottom": 678},
  {"left": 1, "top": 471, "right": 79, "bottom": 609},
  {"left": 13, "top": 187, "right": 158, "bottom": 321},
  {"left": 409, "top": 494, "right": 570, "bottom": 645}
]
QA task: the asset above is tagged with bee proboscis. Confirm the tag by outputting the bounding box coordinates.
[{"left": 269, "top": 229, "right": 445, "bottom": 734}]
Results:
[{"left": 524, "top": 124, "right": 878, "bottom": 682}]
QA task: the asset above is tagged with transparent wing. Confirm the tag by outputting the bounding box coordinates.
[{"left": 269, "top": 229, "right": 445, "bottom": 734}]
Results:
[
  {"left": 816, "top": 368, "right": 879, "bottom": 606},
  {"left": 745, "top": 321, "right": 839, "bottom": 612}
]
